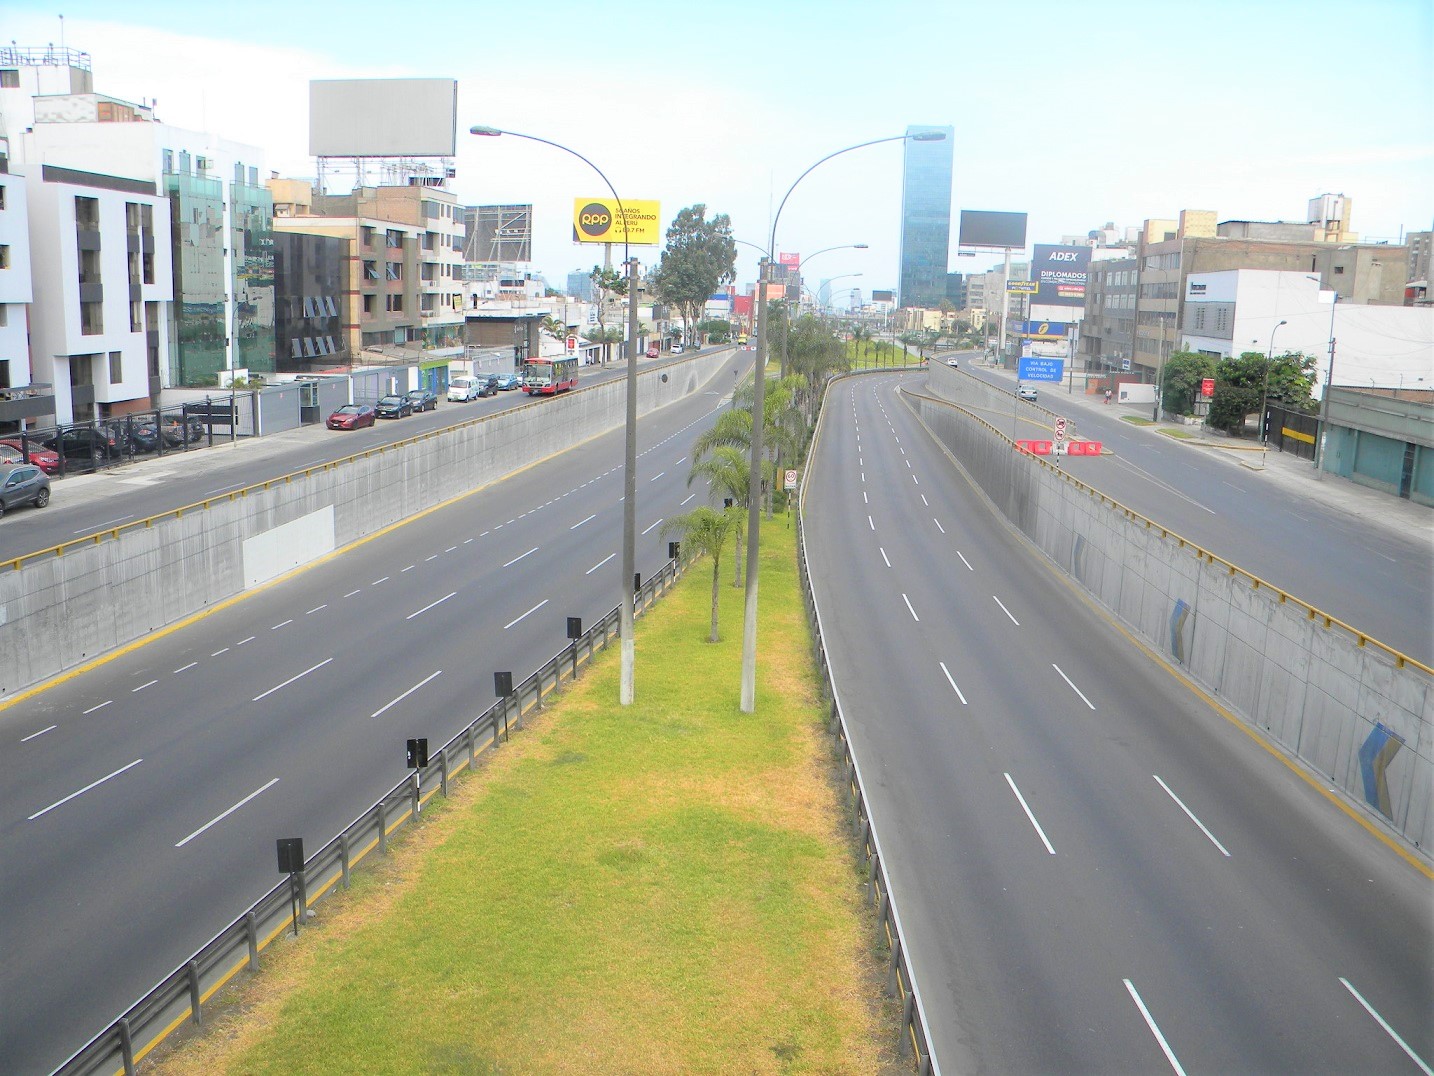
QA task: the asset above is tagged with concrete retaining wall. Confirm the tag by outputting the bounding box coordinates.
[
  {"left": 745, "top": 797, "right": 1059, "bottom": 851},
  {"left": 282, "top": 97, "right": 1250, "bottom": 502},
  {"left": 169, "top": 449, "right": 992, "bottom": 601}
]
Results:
[
  {"left": 0, "top": 352, "right": 729, "bottom": 698},
  {"left": 912, "top": 367, "right": 1432, "bottom": 851}
]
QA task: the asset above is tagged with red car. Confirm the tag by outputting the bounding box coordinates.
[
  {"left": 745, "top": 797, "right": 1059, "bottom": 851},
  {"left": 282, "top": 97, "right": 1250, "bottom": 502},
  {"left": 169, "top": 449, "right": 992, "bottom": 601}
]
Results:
[
  {"left": 0, "top": 438, "right": 62, "bottom": 474},
  {"left": 326, "top": 403, "right": 377, "bottom": 430},
  {"left": 645, "top": 346, "right": 660, "bottom": 358}
]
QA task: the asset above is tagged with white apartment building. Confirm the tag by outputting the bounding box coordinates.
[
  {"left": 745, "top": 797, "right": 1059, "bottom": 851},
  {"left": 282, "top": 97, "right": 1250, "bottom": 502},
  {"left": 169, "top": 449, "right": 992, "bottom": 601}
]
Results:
[
  {"left": 24, "top": 165, "right": 173, "bottom": 425},
  {"left": 0, "top": 167, "right": 35, "bottom": 411},
  {"left": 1181, "top": 269, "right": 1434, "bottom": 395}
]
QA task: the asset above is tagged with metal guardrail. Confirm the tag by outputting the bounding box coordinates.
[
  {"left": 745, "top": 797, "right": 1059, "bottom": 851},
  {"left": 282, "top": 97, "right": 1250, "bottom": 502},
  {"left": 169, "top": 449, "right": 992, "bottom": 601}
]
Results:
[
  {"left": 795, "top": 370, "right": 939, "bottom": 1074},
  {"left": 905, "top": 383, "right": 1433, "bottom": 677},
  {"left": 52, "top": 557, "right": 684, "bottom": 1076}
]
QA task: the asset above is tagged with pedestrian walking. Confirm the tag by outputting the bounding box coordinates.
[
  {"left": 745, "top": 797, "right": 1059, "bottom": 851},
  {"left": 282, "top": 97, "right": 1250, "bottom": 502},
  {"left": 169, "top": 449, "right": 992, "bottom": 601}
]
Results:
[{"left": 1104, "top": 388, "right": 1112, "bottom": 405}]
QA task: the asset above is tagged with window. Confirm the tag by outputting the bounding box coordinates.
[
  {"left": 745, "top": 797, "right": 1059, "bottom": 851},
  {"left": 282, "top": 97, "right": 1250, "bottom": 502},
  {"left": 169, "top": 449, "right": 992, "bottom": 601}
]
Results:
[
  {"left": 386, "top": 294, "right": 404, "bottom": 313},
  {"left": 109, "top": 351, "right": 123, "bottom": 384},
  {"left": 1333, "top": 265, "right": 1345, "bottom": 275},
  {"left": 385, "top": 262, "right": 402, "bottom": 281},
  {"left": 162, "top": 148, "right": 174, "bottom": 174},
  {"left": 75, "top": 196, "right": 100, "bottom": 228},
  {"left": 130, "top": 300, "right": 142, "bottom": 332},
  {"left": 323, "top": 296, "right": 337, "bottom": 317},
  {"left": 362, "top": 294, "right": 376, "bottom": 316},
  {"left": 0, "top": 69, "right": 19, "bottom": 88},
  {"left": 302, "top": 296, "right": 315, "bottom": 318},
  {"left": 143, "top": 251, "right": 154, "bottom": 285},
  {"left": 363, "top": 259, "right": 378, "bottom": 280},
  {"left": 0, "top": 245, "right": 8, "bottom": 270},
  {"left": 125, "top": 202, "right": 141, "bottom": 231},
  {"left": 0, "top": 184, "right": 6, "bottom": 211},
  {"left": 81, "top": 302, "right": 104, "bottom": 335},
  {"left": 386, "top": 229, "right": 402, "bottom": 248},
  {"left": 361, "top": 226, "right": 376, "bottom": 248}
]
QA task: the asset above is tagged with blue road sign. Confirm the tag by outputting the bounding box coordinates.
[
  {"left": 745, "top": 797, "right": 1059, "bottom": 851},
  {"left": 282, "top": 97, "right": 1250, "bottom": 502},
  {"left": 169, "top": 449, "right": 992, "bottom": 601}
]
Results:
[{"left": 1018, "top": 357, "right": 1064, "bottom": 382}]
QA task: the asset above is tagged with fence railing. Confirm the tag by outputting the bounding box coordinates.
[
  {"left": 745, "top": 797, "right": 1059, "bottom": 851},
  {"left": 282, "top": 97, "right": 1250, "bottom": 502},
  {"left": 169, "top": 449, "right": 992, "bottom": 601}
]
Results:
[
  {"left": 52, "top": 557, "right": 684, "bottom": 1076},
  {"left": 794, "top": 370, "right": 939, "bottom": 1075}
]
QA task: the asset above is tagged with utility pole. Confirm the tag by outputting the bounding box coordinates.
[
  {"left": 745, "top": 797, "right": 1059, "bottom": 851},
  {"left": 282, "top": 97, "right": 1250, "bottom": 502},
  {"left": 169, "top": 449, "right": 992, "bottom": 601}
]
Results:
[{"left": 620, "top": 254, "right": 639, "bottom": 703}]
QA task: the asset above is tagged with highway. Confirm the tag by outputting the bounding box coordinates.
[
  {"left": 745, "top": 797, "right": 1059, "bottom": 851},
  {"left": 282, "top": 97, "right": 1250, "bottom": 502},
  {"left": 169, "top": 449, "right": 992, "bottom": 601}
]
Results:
[
  {"left": 0, "top": 350, "right": 746, "bottom": 1074},
  {"left": 802, "top": 372, "right": 1432, "bottom": 1074},
  {"left": 0, "top": 351, "right": 700, "bottom": 564},
  {"left": 943, "top": 357, "right": 1432, "bottom": 663}
]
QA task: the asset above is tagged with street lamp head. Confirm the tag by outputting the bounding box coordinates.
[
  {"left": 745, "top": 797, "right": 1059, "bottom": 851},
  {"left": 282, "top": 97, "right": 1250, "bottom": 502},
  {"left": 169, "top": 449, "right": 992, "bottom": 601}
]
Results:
[
  {"left": 854, "top": 243, "right": 870, "bottom": 249},
  {"left": 469, "top": 125, "right": 502, "bottom": 137},
  {"left": 909, "top": 131, "right": 947, "bottom": 141}
]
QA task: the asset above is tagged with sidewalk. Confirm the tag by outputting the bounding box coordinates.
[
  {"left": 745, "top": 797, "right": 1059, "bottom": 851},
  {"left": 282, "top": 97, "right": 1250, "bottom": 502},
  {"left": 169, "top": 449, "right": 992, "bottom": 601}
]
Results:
[{"left": 979, "top": 360, "right": 1433, "bottom": 545}]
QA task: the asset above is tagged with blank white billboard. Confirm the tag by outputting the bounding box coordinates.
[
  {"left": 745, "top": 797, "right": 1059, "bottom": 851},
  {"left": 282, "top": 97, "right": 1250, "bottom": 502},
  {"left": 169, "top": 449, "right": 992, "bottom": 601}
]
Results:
[{"left": 309, "top": 79, "right": 458, "bottom": 158}]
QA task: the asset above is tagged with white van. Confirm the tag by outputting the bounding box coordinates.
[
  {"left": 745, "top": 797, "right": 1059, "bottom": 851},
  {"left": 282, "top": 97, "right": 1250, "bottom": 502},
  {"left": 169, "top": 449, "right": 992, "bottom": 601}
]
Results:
[{"left": 448, "top": 377, "right": 482, "bottom": 402}]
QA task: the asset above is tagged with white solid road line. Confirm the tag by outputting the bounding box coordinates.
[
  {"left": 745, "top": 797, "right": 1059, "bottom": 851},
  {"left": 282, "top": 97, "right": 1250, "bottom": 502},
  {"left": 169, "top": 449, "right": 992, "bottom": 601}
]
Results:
[
  {"left": 343, "top": 589, "right": 362, "bottom": 598},
  {"left": 271, "top": 619, "right": 293, "bottom": 630},
  {"left": 372, "top": 576, "right": 389, "bottom": 585},
  {"left": 372, "top": 670, "right": 443, "bottom": 719},
  {"left": 1124, "top": 979, "right": 1188, "bottom": 1076},
  {"left": 934, "top": 518, "right": 946, "bottom": 534},
  {"left": 502, "top": 546, "right": 539, "bottom": 568},
  {"left": 868, "top": 515, "right": 875, "bottom": 531},
  {"left": 880, "top": 547, "right": 892, "bottom": 568},
  {"left": 957, "top": 551, "right": 973, "bottom": 571},
  {"left": 650, "top": 471, "right": 666, "bottom": 482},
  {"left": 406, "top": 592, "right": 457, "bottom": 620},
  {"left": 504, "top": 598, "right": 550, "bottom": 630},
  {"left": 1004, "top": 772, "right": 1056, "bottom": 854},
  {"left": 1051, "top": 664, "right": 1096, "bottom": 710},
  {"left": 401, "top": 565, "right": 415, "bottom": 573},
  {"left": 174, "top": 777, "right": 281, "bottom": 848},
  {"left": 993, "top": 595, "right": 1021, "bottom": 625},
  {"left": 21, "top": 725, "right": 58, "bottom": 742},
  {"left": 641, "top": 518, "right": 664, "bottom": 535},
  {"left": 237, "top": 636, "right": 255, "bottom": 646},
  {"left": 253, "top": 658, "right": 333, "bottom": 702},
  {"left": 570, "top": 513, "right": 597, "bottom": 530},
  {"left": 82, "top": 701, "right": 112, "bottom": 715},
  {"left": 1339, "top": 977, "right": 1433, "bottom": 1075},
  {"left": 131, "top": 680, "right": 158, "bottom": 693},
  {"left": 1153, "top": 775, "right": 1231, "bottom": 856},
  {"left": 939, "top": 662, "right": 969, "bottom": 705},
  {"left": 173, "top": 662, "right": 198, "bottom": 674},
  {"left": 911, "top": 474, "right": 920, "bottom": 485},
  {"left": 902, "top": 594, "right": 920, "bottom": 622},
  {"left": 211, "top": 647, "right": 230, "bottom": 657},
  {"left": 680, "top": 493, "right": 696, "bottom": 506},
  {"left": 586, "top": 552, "right": 616, "bottom": 575},
  {"left": 863, "top": 491, "right": 869, "bottom": 504},
  {"left": 29, "top": 758, "right": 144, "bottom": 820},
  {"left": 921, "top": 494, "right": 929, "bottom": 506}
]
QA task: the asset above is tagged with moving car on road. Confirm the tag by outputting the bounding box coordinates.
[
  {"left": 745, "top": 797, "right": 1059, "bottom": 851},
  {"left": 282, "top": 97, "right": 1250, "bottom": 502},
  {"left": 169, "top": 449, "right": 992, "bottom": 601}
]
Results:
[
  {"left": 406, "top": 387, "right": 439, "bottom": 413},
  {"left": 326, "top": 403, "right": 377, "bottom": 430},
  {"left": 0, "top": 464, "right": 51, "bottom": 516},
  {"left": 375, "top": 394, "right": 414, "bottom": 419},
  {"left": 1017, "top": 384, "right": 1038, "bottom": 402}
]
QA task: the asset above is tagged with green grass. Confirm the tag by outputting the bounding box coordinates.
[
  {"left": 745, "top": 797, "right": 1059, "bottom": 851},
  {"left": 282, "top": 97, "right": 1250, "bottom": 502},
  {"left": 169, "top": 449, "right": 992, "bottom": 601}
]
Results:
[
  {"left": 1121, "top": 415, "right": 1155, "bottom": 426},
  {"left": 844, "top": 340, "right": 916, "bottom": 371},
  {"left": 1159, "top": 427, "right": 1199, "bottom": 440},
  {"left": 157, "top": 523, "right": 896, "bottom": 1076}
]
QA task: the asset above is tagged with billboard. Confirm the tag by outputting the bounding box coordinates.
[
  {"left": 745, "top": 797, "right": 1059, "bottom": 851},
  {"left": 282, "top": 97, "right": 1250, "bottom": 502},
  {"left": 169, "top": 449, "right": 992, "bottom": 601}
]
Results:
[
  {"left": 309, "top": 79, "right": 458, "bottom": 157},
  {"left": 1012, "top": 320, "right": 1072, "bottom": 339},
  {"left": 958, "top": 210, "right": 1028, "bottom": 250},
  {"left": 1032, "top": 244, "right": 1091, "bottom": 308},
  {"left": 572, "top": 198, "right": 662, "bottom": 245},
  {"left": 467, "top": 204, "right": 532, "bottom": 262},
  {"left": 872, "top": 289, "right": 895, "bottom": 304},
  {"left": 778, "top": 252, "right": 801, "bottom": 268}
]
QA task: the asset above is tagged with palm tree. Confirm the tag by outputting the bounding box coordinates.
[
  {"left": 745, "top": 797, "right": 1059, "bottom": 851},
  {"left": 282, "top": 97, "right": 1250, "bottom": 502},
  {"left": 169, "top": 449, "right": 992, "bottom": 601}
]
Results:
[
  {"left": 661, "top": 507, "right": 739, "bottom": 642},
  {"left": 539, "top": 316, "right": 568, "bottom": 346},
  {"left": 688, "top": 445, "right": 750, "bottom": 586}
]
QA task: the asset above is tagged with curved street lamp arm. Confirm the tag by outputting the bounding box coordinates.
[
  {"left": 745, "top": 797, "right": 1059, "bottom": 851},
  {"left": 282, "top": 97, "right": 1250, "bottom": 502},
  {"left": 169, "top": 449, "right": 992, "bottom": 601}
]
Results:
[{"left": 769, "top": 134, "right": 913, "bottom": 251}]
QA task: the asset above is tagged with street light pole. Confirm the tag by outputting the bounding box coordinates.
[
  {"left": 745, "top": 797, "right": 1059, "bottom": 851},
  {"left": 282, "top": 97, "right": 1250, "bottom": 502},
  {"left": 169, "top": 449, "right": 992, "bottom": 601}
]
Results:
[
  {"left": 471, "top": 124, "right": 640, "bottom": 705},
  {"left": 1314, "top": 292, "right": 1339, "bottom": 479},
  {"left": 740, "top": 130, "right": 945, "bottom": 713},
  {"left": 1261, "top": 319, "right": 1287, "bottom": 468}
]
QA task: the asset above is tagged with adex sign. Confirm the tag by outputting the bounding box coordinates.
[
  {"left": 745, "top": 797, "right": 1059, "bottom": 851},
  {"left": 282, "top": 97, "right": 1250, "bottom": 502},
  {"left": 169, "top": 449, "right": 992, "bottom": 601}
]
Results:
[
  {"left": 571, "top": 198, "right": 662, "bottom": 245},
  {"left": 1032, "top": 244, "right": 1091, "bottom": 309}
]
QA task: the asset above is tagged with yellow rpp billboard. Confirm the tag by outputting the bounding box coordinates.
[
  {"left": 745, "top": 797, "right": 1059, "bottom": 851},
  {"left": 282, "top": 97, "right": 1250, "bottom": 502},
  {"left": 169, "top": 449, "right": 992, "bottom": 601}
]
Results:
[{"left": 572, "top": 198, "right": 662, "bottom": 246}]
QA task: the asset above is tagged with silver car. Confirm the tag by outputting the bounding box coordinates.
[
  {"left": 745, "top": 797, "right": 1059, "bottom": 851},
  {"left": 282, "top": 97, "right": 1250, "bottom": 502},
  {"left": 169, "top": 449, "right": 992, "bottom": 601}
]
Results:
[{"left": 0, "top": 464, "right": 51, "bottom": 517}]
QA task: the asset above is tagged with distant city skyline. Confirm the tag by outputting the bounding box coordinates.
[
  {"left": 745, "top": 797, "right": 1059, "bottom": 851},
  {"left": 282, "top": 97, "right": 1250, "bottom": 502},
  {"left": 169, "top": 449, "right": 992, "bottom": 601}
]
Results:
[{"left": 7, "top": 1, "right": 1431, "bottom": 292}]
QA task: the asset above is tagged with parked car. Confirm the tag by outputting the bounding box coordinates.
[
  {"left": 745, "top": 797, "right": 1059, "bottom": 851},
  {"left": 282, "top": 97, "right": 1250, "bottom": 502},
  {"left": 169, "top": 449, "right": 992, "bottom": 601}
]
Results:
[
  {"left": 326, "top": 403, "right": 377, "bottom": 430},
  {"left": 375, "top": 394, "right": 414, "bottom": 419},
  {"left": 493, "top": 372, "right": 521, "bottom": 391},
  {"left": 161, "top": 415, "right": 206, "bottom": 445},
  {"left": 43, "top": 425, "right": 123, "bottom": 464},
  {"left": 1017, "top": 385, "right": 1038, "bottom": 402},
  {"left": 406, "top": 387, "right": 439, "bottom": 413},
  {"left": 478, "top": 374, "right": 499, "bottom": 397},
  {"left": 0, "top": 464, "right": 51, "bottom": 517},
  {"left": 671, "top": 343, "right": 685, "bottom": 355},
  {"left": 121, "top": 419, "right": 162, "bottom": 454},
  {"left": 448, "top": 376, "right": 490, "bottom": 402},
  {"left": 0, "top": 439, "right": 61, "bottom": 474},
  {"left": 646, "top": 345, "right": 660, "bottom": 358}
]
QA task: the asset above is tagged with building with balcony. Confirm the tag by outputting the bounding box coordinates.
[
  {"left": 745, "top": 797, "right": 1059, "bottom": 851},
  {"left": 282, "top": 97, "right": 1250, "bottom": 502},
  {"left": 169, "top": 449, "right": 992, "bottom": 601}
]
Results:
[
  {"left": 23, "top": 165, "right": 173, "bottom": 425},
  {"left": 0, "top": 164, "right": 44, "bottom": 430},
  {"left": 273, "top": 182, "right": 465, "bottom": 360}
]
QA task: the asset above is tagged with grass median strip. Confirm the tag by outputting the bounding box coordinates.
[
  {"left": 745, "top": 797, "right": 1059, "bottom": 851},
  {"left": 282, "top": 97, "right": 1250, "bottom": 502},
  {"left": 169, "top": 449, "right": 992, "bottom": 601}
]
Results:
[{"left": 153, "top": 521, "right": 898, "bottom": 1075}]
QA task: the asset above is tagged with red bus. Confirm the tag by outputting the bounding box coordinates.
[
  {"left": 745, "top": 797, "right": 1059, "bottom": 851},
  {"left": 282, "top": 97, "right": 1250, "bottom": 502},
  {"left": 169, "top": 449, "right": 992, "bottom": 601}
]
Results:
[{"left": 522, "top": 356, "right": 578, "bottom": 396}]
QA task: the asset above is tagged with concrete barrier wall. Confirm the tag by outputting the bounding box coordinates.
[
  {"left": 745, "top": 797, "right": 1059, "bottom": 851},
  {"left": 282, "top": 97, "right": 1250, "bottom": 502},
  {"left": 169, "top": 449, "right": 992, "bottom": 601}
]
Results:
[
  {"left": 0, "top": 351, "right": 729, "bottom": 698},
  {"left": 910, "top": 374, "right": 1432, "bottom": 851}
]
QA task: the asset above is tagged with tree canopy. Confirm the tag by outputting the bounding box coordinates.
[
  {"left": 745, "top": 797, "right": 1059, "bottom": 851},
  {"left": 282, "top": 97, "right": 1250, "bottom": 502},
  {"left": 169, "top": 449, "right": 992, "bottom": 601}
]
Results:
[
  {"left": 649, "top": 205, "right": 737, "bottom": 346},
  {"left": 1206, "top": 350, "right": 1318, "bottom": 434}
]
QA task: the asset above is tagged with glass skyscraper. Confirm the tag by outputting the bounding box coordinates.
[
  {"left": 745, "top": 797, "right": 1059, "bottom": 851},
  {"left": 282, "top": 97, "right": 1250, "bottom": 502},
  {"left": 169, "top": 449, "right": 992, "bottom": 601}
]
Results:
[{"left": 898, "top": 124, "right": 955, "bottom": 309}]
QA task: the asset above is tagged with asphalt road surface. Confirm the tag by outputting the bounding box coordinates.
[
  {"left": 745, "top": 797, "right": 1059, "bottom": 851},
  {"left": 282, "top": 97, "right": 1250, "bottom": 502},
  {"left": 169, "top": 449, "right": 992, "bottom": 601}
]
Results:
[
  {"left": 0, "top": 351, "right": 747, "bottom": 1074},
  {"left": 949, "top": 356, "right": 1432, "bottom": 663},
  {"left": 803, "top": 372, "right": 1432, "bottom": 1074}
]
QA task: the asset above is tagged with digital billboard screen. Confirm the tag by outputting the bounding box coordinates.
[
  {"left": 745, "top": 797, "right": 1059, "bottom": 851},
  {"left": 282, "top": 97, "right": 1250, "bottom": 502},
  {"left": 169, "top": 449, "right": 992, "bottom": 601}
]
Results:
[{"left": 958, "top": 210, "right": 1028, "bottom": 250}]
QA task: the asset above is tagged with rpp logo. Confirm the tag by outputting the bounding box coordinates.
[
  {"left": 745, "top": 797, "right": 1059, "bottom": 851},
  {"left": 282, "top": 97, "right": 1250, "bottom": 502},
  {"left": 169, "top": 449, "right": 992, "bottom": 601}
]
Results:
[{"left": 579, "top": 203, "right": 612, "bottom": 237}]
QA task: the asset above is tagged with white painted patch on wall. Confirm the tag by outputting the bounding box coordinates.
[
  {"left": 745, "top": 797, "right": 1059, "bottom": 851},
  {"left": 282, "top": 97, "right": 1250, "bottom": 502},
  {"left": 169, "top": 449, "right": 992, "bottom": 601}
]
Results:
[{"left": 242, "top": 505, "right": 336, "bottom": 589}]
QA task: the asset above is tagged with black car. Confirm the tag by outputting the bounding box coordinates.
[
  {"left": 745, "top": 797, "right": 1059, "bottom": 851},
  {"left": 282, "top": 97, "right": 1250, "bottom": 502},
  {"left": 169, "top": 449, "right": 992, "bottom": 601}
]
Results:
[
  {"left": 161, "top": 415, "right": 206, "bottom": 445},
  {"left": 477, "top": 375, "right": 499, "bottom": 398},
  {"left": 405, "top": 388, "right": 439, "bottom": 412},
  {"left": 0, "top": 464, "right": 51, "bottom": 516},
  {"left": 43, "top": 425, "right": 124, "bottom": 465},
  {"left": 375, "top": 394, "right": 414, "bottom": 419}
]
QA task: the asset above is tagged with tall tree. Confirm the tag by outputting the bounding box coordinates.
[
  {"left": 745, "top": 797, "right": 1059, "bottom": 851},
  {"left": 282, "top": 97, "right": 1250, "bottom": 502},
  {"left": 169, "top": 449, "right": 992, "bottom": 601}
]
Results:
[
  {"left": 1161, "top": 350, "right": 1218, "bottom": 416},
  {"left": 588, "top": 264, "right": 628, "bottom": 360},
  {"left": 649, "top": 205, "right": 737, "bottom": 347},
  {"left": 688, "top": 444, "right": 751, "bottom": 586}
]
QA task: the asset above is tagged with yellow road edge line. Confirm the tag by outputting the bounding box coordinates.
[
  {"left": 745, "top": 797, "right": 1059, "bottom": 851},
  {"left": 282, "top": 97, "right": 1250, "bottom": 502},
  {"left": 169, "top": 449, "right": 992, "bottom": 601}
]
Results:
[{"left": 898, "top": 389, "right": 1434, "bottom": 880}]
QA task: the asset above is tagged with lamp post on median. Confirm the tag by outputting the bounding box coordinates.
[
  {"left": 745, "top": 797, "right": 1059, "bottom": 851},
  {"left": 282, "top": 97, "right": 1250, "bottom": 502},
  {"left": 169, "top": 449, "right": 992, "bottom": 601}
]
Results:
[
  {"left": 1260, "top": 319, "right": 1287, "bottom": 468},
  {"left": 471, "top": 125, "right": 642, "bottom": 706},
  {"left": 736, "top": 240, "right": 867, "bottom": 374},
  {"left": 740, "top": 129, "right": 946, "bottom": 713}
]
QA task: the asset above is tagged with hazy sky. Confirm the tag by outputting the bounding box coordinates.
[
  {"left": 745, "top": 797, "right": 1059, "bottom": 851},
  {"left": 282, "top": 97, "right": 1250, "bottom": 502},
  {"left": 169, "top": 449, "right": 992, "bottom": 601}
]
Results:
[{"left": 9, "top": 1, "right": 1433, "bottom": 294}]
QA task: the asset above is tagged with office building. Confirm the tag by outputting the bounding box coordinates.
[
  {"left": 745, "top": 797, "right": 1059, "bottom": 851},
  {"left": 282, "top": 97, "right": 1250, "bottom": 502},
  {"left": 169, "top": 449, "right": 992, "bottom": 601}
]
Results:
[
  {"left": 273, "top": 231, "right": 349, "bottom": 372},
  {"left": 897, "top": 124, "right": 954, "bottom": 308}
]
